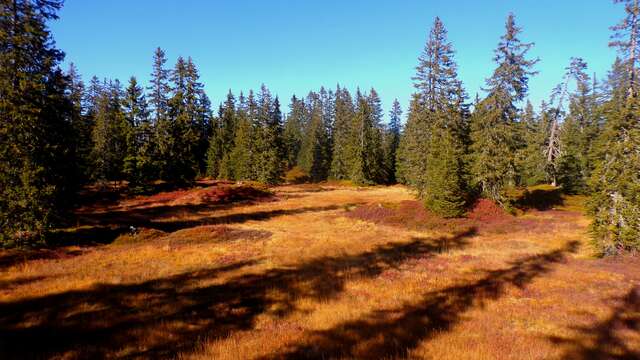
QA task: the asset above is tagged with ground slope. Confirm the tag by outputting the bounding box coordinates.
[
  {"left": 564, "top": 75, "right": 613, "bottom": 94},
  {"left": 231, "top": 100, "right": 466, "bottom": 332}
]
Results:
[{"left": 0, "top": 184, "right": 638, "bottom": 359}]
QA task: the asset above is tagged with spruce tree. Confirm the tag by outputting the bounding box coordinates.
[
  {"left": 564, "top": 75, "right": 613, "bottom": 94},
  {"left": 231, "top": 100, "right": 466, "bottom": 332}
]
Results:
[
  {"left": 122, "top": 76, "right": 153, "bottom": 188},
  {"left": 209, "top": 90, "right": 236, "bottom": 178},
  {"left": 283, "top": 95, "right": 305, "bottom": 170},
  {"left": 470, "top": 13, "right": 538, "bottom": 206},
  {"left": 299, "top": 92, "right": 331, "bottom": 181},
  {"left": 383, "top": 98, "right": 402, "bottom": 184},
  {"left": 398, "top": 17, "right": 469, "bottom": 216},
  {"left": 148, "top": 47, "right": 171, "bottom": 180},
  {"left": 365, "top": 88, "right": 387, "bottom": 184},
  {"left": 517, "top": 101, "right": 549, "bottom": 186},
  {"left": 330, "top": 86, "right": 355, "bottom": 179},
  {"left": 66, "top": 63, "right": 92, "bottom": 183},
  {"left": 396, "top": 94, "right": 428, "bottom": 187},
  {"left": 589, "top": 0, "right": 640, "bottom": 254},
  {"left": 228, "top": 92, "right": 256, "bottom": 180},
  {"left": 91, "top": 80, "right": 128, "bottom": 183},
  {"left": 0, "top": 0, "right": 78, "bottom": 246},
  {"left": 557, "top": 58, "right": 600, "bottom": 193},
  {"left": 185, "top": 57, "right": 210, "bottom": 174},
  {"left": 418, "top": 18, "right": 469, "bottom": 217},
  {"left": 254, "top": 85, "right": 284, "bottom": 184}
]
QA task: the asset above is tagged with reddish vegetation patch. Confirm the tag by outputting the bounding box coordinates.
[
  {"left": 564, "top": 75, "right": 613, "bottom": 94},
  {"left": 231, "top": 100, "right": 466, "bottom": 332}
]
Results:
[
  {"left": 467, "top": 199, "right": 511, "bottom": 222},
  {"left": 345, "top": 201, "right": 470, "bottom": 233},
  {"left": 345, "top": 200, "right": 563, "bottom": 235},
  {"left": 120, "top": 184, "right": 274, "bottom": 210}
]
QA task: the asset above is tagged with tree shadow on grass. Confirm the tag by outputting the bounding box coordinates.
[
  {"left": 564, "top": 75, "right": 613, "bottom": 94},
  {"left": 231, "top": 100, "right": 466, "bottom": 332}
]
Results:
[
  {"left": 0, "top": 276, "right": 48, "bottom": 291},
  {"left": 49, "top": 203, "right": 356, "bottom": 248},
  {"left": 0, "top": 247, "right": 86, "bottom": 272},
  {"left": 549, "top": 286, "right": 640, "bottom": 360},
  {"left": 262, "top": 241, "right": 579, "bottom": 359},
  {"left": 0, "top": 229, "right": 475, "bottom": 359},
  {"left": 514, "top": 187, "right": 565, "bottom": 211}
]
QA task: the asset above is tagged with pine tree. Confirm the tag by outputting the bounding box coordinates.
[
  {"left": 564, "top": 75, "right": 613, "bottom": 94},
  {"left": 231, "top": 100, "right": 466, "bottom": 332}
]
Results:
[
  {"left": 588, "top": 0, "right": 640, "bottom": 255},
  {"left": 470, "top": 13, "right": 538, "bottom": 206}
]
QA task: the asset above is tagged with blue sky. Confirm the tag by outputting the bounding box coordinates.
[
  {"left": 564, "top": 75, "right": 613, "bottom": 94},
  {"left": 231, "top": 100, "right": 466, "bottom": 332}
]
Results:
[{"left": 50, "top": 0, "right": 621, "bottom": 122}]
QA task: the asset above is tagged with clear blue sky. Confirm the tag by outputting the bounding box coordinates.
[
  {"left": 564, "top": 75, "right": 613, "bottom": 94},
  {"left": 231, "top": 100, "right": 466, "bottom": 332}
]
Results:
[{"left": 50, "top": 0, "right": 621, "bottom": 122}]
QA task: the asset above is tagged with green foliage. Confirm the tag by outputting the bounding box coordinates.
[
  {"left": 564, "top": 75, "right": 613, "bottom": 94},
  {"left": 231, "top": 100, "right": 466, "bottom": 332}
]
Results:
[
  {"left": 516, "top": 101, "right": 548, "bottom": 186},
  {"left": 122, "top": 77, "right": 154, "bottom": 190},
  {"left": 423, "top": 108, "right": 469, "bottom": 217},
  {"left": 330, "top": 86, "right": 355, "bottom": 180},
  {"left": 399, "top": 17, "right": 470, "bottom": 217},
  {"left": 253, "top": 86, "right": 285, "bottom": 184},
  {"left": 299, "top": 92, "right": 331, "bottom": 182},
  {"left": 91, "top": 80, "right": 128, "bottom": 183},
  {"left": 0, "top": 0, "right": 78, "bottom": 246},
  {"left": 556, "top": 59, "right": 602, "bottom": 194},
  {"left": 588, "top": 98, "right": 640, "bottom": 255},
  {"left": 227, "top": 92, "right": 256, "bottom": 180},
  {"left": 470, "top": 14, "right": 537, "bottom": 206},
  {"left": 383, "top": 99, "right": 402, "bottom": 184},
  {"left": 396, "top": 94, "right": 428, "bottom": 187},
  {"left": 283, "top": 95, "right": 305, "bottom": 170}
]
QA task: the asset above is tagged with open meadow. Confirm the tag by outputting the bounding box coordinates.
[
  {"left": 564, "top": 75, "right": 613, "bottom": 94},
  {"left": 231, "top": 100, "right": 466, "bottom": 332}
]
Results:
[{"left": 0, "top": 182, "right": 638, "bottom": 359}]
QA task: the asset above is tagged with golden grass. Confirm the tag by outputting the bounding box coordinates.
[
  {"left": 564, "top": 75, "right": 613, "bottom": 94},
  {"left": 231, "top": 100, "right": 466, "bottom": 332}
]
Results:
[{"left": 0, "top": 184, "right": 638, "bottom": 359}]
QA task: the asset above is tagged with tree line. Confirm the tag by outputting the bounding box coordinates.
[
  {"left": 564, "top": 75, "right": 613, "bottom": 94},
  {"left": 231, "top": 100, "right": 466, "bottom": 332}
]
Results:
[{"left": 0, "top": 0, "right": 638, "bottom": 255}]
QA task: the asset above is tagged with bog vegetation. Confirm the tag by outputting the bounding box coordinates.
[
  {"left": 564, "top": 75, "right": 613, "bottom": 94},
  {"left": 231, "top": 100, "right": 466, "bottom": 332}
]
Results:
[
  {"left": 1, "top": 0, "right": 639, "bottom": 254},
  {"left": 0, "top": 1, "right": 639, "bottom": 357}
]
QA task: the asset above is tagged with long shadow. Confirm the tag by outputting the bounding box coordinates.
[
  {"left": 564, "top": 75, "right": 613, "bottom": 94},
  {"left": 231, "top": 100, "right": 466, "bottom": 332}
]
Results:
[
  {"left": 549, "top": 286, "right": 640, "bottom": 360},
  {"left": 0, "top": 276, "right": 48, "bottom": 291},
  {"left": 150, "top": 204, "right": 355, "bottom": 233},
  {"left": 514, "top": 188, "right": 565, "bottom": 211},
  {"left": 0, "top": 248, "right": 87, "bottom": 272},
  {"left": 0, "top": 229, "right": 474, "bottom": 359},
  {"left": 263, "top": 241, "right": 579, "bottom": 359},
  {"left": 50, "top": 204, "right": 352, "bottom": 248}
]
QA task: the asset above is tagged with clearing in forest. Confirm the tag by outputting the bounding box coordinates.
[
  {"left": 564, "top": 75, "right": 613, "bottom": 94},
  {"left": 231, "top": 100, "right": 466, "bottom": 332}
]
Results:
[{"left": 0, "top": 183, "right": 638, "bottom": 359}]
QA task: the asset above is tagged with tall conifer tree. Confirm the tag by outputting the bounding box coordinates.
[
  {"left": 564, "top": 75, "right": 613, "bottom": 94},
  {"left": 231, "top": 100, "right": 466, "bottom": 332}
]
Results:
[
  {"left": 0, "top": 0, "right": 77, "bottom": 245},
  {"left": 470, "top": 14, "right": 538, "bottom": 206},
  {"left": 589, "top": 0, "right": 640, "bottom": 254}
]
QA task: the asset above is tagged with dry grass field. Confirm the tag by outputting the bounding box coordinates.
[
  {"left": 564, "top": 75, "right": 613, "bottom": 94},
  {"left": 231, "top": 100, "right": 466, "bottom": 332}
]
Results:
[{"left": 0, "top": 182, "right": 639, "bottom": 359}]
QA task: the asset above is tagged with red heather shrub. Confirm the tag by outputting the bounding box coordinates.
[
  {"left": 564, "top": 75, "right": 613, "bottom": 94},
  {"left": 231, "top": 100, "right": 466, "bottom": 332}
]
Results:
[
  {"left": 130, "top": 184, "right": 273, "bottom": 208},
  {"left": 345, "top": 201, "right": 471, "bottom": 233},
  {"left": 467, "top": 199, "right": 511, "bottom": 222}
]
